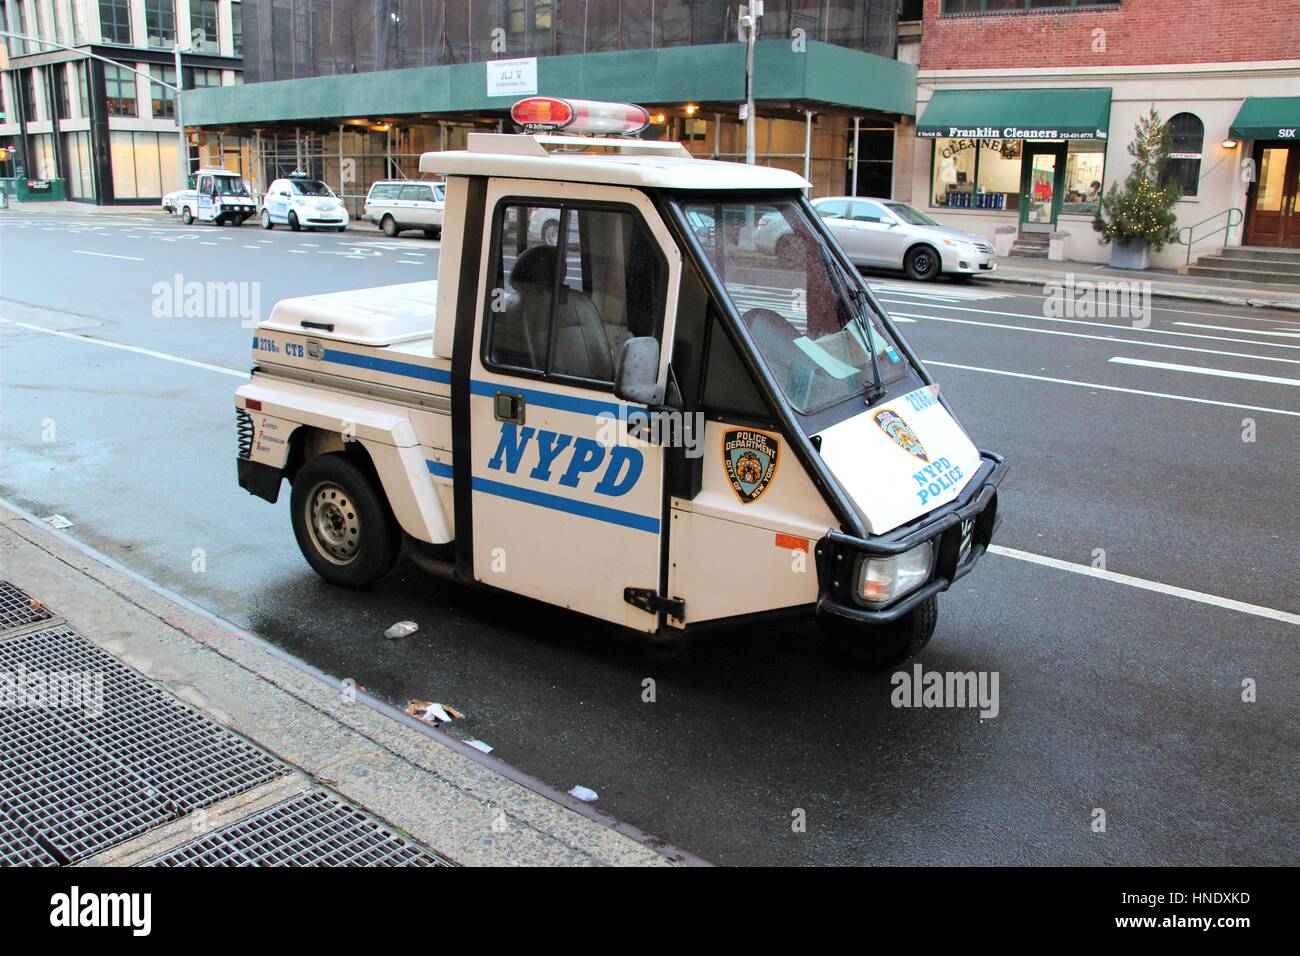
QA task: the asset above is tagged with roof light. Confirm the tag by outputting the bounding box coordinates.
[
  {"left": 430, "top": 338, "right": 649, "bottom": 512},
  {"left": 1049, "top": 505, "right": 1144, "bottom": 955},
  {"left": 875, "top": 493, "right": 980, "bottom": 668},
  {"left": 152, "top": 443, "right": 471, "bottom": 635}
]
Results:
[{"left": 510, "top": 97, "right": 650, "bottom": 136}]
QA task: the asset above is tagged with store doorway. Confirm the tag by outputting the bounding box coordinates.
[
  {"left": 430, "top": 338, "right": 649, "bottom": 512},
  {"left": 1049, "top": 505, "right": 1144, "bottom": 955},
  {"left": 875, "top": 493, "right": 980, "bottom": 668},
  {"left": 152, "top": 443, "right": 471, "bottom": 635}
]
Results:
[
  {"left": 1245, "top": 143, "right": 1300, "bottom": 248},
  {"left": 849, "top": 126, "right": 895, "bottom": 199},
  {"left": 1019, "top": 142, "right": 1066, "bottom": 233}
]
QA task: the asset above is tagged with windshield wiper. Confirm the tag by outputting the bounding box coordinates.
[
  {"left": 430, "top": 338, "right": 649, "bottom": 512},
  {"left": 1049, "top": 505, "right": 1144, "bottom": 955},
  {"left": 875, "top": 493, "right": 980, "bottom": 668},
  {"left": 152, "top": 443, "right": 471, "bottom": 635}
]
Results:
[{"left": 817, "top": 240, "right": 886, "bottom": 405}]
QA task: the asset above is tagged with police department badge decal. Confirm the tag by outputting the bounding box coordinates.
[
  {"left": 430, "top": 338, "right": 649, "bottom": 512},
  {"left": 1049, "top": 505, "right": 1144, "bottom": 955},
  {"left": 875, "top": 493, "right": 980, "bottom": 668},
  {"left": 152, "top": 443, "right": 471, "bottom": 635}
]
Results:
[
  {"left": 723, "top": 429, "right": 779, "bottom": 504},
  {"left": 873, "top": 409, "right": 928, "bottom": 462}
]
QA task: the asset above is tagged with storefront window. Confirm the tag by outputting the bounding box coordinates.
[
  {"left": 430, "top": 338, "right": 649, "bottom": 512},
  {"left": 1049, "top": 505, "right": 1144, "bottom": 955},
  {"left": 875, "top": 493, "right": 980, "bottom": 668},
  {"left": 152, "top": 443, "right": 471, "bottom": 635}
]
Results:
[
  {"left": 64, "top": 130, "right": 96, "bottom": 199},
  {"left": 1063, "top": 140, "right": 1105, "bottom": 214},
  {"left": 29, "top": 133, "right": 55, "bottom": 180},
  {"left": 931, "top": 136, "right": 1104, "bottom": 215},
  {"left": 110, "top": 130, "right": 180, "bottom": 199}
]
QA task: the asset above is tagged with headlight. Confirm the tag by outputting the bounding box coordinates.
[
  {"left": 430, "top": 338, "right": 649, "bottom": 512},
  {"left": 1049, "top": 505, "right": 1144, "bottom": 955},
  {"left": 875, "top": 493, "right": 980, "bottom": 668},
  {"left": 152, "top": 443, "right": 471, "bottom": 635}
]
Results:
[{"left": 857, "top": 542, "right": 933, "bottom": 606}]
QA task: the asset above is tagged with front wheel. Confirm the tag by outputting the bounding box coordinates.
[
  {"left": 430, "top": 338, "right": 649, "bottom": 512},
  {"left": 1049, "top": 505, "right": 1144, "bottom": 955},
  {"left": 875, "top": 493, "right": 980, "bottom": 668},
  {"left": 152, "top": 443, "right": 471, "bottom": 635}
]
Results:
[
  {"left": 904, "top": 245, "right": 940, "bottom": 282},
  {"left": 289, "top": 211, "right": 302, "bottom": 232},
  {"left": 261, "top": 209, "right": 273, "bottom": 229},
  {"left": 821, "top": 596, "right": 937, "bottom": 668},
  {"left": 181, "top": 207, "right": 194, "bottom": 225},
  {"left": 290, "top": 454, "right": 401, "bottom": 587}
]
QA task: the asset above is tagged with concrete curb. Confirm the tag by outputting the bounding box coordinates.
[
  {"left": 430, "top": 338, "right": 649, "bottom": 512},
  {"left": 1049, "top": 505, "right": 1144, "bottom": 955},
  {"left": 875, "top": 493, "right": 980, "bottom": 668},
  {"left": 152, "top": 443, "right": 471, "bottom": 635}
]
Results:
[
  {"left": 0, "top": 501, "right": 698, "bottom": 867},
  {"left": 973, "top": 271, "right": 1300, "bottom": 313}
]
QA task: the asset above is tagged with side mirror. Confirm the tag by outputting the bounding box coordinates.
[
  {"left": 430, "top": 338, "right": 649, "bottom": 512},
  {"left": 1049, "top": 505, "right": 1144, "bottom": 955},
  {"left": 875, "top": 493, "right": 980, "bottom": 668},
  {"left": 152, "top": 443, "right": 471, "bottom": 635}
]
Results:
[{"left": 614, "top": 337, "right": 664, "bottom": 406}]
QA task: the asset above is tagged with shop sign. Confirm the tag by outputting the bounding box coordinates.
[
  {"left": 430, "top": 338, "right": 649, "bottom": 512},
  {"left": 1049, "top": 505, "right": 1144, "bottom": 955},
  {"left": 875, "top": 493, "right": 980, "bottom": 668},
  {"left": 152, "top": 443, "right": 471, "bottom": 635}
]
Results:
[{"left": 487, "top": 58, "right": 537, "bottom": 97}]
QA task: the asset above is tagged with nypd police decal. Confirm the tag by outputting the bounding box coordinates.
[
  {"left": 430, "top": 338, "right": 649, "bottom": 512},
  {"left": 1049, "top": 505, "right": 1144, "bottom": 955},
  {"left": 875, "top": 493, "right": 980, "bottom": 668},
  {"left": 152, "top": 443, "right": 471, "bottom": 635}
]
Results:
[{"left": 723, "top": 429, "right": 779, "bottom": 504}]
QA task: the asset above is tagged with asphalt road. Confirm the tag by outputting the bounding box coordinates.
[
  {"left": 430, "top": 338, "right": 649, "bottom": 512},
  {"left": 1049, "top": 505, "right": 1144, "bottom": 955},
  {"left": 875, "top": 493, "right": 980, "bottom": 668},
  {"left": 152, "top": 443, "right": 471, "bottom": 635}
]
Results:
[{"left": 1, "top": 209, "right": 1296, "bottom": 866}]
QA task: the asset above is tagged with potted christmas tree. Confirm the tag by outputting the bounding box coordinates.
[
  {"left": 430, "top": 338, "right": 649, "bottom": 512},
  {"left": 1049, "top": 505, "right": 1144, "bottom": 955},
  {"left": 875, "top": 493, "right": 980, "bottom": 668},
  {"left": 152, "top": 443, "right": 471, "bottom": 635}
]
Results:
[{"left": 1093, "top": 108, "right": 1182, "bottom": 270}]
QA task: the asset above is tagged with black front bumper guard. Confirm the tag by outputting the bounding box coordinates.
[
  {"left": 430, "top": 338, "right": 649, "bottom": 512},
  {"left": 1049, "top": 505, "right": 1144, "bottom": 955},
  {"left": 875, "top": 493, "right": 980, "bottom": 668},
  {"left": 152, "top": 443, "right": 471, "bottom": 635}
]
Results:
[{"left": 814, "top": 450, "right": 1007, "bottom": 625}]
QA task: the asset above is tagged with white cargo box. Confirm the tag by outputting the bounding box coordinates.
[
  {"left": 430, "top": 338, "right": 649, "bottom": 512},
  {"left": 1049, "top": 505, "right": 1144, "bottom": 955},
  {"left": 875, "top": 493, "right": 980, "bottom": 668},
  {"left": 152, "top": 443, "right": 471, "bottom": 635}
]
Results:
[{"left": 259, "top": 281, "right": 440, "bottom": 347}]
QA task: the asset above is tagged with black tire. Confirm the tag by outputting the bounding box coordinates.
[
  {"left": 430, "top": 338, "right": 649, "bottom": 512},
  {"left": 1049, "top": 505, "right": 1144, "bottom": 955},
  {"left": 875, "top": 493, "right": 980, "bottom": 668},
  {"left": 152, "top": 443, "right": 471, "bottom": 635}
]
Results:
[
  {"left": 774, "top": 233, "right": 793, "bottom": 259},
  {"left": 904, "top": 245, "right": 940, "bottom": 282},
  {"left": 381, "top": 215, "right": 399, "bottom": 237},
  {"left": 181, "top": 207, "right": 194, "bottom": 225},
  {"left": 424, "top": 228, "right": 440, "bottom": 239},
  {"left": 542, "top": 220, "right": 558, "bottom": 245},
  {"left": 821, "top": 596, "right": 938, "bottom": 668},
  {"left": 261, "top": 209, "right": 273, "bottom": 230},
  {"left": 289, "top": 211, "right": 302, "bottom": 232},
  {"left": 335, "top": 226, "right": 347, "bottom": 232},
  {"left": 290, "top": 453, "right": 401, "bottom": 588}
]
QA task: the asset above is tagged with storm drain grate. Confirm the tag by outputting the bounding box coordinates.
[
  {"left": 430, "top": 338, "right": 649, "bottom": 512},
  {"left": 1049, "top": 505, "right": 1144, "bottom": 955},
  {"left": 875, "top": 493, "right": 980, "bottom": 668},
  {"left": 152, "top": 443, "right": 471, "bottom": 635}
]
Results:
[
  {"left": 142, "top": 790, "right": 452, "bottom": 867},
  {"left": 0, "top": 626, "right": 289, "bottom": 863},
  {"left": 0, "top": 581, "right": 53, "bottom": 634},
  {"left": 0, "top": 702, "right": 177, "bottom": 862},
  {"left": 0, "top": 809, "right": 60, "bottom": 867}
]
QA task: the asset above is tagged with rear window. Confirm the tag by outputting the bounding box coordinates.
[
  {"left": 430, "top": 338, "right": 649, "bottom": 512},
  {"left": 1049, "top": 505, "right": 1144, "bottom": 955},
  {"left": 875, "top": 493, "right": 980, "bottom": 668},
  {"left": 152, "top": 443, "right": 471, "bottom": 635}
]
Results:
[{"left": 400, "top": 185, "right": 433, "bottom": 202}]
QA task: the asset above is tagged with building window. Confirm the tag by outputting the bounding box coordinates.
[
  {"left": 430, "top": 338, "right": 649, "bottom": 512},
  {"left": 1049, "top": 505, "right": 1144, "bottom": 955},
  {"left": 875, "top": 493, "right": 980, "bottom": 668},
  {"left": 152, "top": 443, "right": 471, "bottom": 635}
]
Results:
[
  {"left": 941, "top": 0, "right": 1120, "bottom": 13},
  {"left": 1063, "top": 139, "right": 1106, "bottom": 213},
  {"left": 76, "top": 61, "right": 90, "bottom": 118},
  {"left": 1164, "top": 112, "right": 1204, "bottom": 198},
  {"left": 64, "top": 130, "right": 96, "bottom": 199},
  {"left": 104, "top": 63, "right": 137, "bottom": 116},
  {"left": 145, "top": 0, "right": 175, "bottom": 48},
  {"left": 191, "top": 67, "right": 221, "bottom": 89},
  {"left": 99, "top": 0, "right": 133, "bottom": 44},
  {"left": 231, "top": 1, "right": 242, "bottom": 54},
  {"left": 194, "top": 0, "right": 219, "bottom": 51},
  {"left": 23, "top": 69, "right": 39, "bottom": 122},
  {"left": 57, "top": 64, "right": 72, "bottom": 119},
  {"left": 150, "top": 65, "right": 176, "bottom": 119},
  {"left": 110, "top": 129, "right": 181, "bottom": 198},
  {"left": 4, "top": 0, "right": 31, "bottom": 54}
]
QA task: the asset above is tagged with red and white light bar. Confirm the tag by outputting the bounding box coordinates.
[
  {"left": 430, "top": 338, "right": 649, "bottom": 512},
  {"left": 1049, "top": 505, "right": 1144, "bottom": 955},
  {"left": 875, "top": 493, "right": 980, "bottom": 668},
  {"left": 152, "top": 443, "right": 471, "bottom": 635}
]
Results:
[{"left": 510, "top": 97, "right": 650, "bottom": 136}]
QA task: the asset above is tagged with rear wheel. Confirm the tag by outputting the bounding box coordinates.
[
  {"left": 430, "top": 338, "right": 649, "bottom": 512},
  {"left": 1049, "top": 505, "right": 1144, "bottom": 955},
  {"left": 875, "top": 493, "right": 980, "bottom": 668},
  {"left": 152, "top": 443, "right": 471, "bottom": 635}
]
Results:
[
  {"left": 542, "top": 220, "right": 559, "bottom": 245},
  {"left": 821, "top": 596, "right": 937, "bottom": 668},
  {"left": 424, "top": 228, "right": 440, "bottom": 239},
  {"left": 381, "top": 215, "right": 399, "bottom": 237},
  {"left": 905, "top": 245, "right": 940, "bottom": 282},
  {"left": 290, "top": 454, "right": 400, "bottom": 587}
]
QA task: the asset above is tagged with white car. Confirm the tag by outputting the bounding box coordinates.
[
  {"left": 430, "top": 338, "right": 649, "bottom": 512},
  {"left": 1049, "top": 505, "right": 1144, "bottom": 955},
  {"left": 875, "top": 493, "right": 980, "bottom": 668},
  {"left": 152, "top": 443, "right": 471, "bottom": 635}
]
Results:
[
  {"left": 810, "top": 197, "right": 996, "bottom": 282},
  {"left": 260, "top": 176, "right": 350, "bottom": 232},
  {"left": 364, "top": 180, "right": 445, "bottom": 238}
]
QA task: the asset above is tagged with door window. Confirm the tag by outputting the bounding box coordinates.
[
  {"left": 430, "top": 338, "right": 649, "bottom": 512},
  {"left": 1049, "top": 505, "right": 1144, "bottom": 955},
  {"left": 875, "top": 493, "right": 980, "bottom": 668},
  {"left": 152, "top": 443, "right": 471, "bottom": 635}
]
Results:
[
  {"left": 848, "top": 201, "right": 888, "bottom": 222},
  {"left": 400, "top": 184, "right": 431, "bottom": 202},
  {"left": 484, "top": 201, "right": 666, "bottom": 387},
  {"left": 815, "top": 199, "right": 848, "bottom": 219}
]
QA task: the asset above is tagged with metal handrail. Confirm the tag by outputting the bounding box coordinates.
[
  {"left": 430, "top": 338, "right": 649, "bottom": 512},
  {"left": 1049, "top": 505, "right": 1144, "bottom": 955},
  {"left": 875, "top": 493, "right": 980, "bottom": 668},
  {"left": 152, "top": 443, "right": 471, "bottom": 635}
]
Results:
[{"left": 1174, "top": 207, "right": 1244, "bottom": 265}]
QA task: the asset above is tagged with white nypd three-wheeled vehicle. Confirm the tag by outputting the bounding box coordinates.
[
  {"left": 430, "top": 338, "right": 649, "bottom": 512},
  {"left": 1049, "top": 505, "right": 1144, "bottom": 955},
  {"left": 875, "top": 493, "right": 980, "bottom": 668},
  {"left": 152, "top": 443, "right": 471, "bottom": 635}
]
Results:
[
  {"left": 171, "top": 167, "right": 257, "bottom": 226},
  {"left": 234, "top": 98, "right": 1006, "bottom": 666}
]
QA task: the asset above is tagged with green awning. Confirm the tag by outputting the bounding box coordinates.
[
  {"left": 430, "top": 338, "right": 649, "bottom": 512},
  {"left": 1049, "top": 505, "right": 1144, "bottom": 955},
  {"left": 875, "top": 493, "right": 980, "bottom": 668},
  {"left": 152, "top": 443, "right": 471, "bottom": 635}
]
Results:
[
  {"left": 1229, "top": 97, "right": 1300, "bottom": 140},
  {"left": 916, "top": 88, "right": 1111, "bottom": 141}
]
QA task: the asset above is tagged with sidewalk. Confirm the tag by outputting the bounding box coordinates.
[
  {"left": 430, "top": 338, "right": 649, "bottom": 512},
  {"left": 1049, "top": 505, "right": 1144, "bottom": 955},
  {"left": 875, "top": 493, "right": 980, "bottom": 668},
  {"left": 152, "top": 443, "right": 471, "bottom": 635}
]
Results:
[
  {"left": 0, "top": 502, "right": 689, "bottom": 867},
  {"left": 973, "top": 254, "right": 1300, "bottom": 312}
]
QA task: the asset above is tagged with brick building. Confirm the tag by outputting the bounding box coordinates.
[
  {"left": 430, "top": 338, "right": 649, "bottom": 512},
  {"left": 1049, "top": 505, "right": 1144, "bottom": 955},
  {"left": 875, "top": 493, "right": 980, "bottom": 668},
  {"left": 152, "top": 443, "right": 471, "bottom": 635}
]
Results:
[{"left": 901, "top": 0, "right": 1300, "bottom": 266}]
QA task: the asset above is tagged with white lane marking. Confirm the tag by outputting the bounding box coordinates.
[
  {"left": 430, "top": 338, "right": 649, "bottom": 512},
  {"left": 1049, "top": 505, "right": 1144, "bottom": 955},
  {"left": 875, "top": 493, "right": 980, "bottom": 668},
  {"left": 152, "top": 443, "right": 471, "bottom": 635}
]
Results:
[
  {"left": 1109, "top": 356, "right": 1300, "bottom": 387},
  {"left": 923, "top": 358, "right": 1300, "bottom": 417},
  {"left": 288, "top": 249, "right": 309, "bottom": 254},
  {"left": 0, "top": 318, "right": 248, "bottom": 379},
  {"left": 73, "top": 250, "right": 143, "bottom": 261},
  {"left": 876, "top": 298, "right": 1300, "bottom": 352},
  {"left": 990, "top": 545, "right": 1300, "bottom": 627},
  {"left": 397, "top": 259, "right": 424, "bottom": 265},
  {"left": 891, "top": 310, "right": 1300, "bottom": 366},
  {"left": 1174, "top": 321, "right": 1300, "bottom": 339},
  {"left": 242, "top": 244, "right": 260, "bottom": 249}
]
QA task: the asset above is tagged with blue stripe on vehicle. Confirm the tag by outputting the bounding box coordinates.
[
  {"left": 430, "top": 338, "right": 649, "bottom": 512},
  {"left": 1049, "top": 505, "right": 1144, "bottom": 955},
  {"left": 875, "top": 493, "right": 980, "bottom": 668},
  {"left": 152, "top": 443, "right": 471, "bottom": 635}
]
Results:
[
  {"left": 469, "top": 379, "right": 622, "bottom": 418},
  {"left": 471, "top": 476, "right": 659, "bottom": 534},
  {"left": 425, "top": 459, "right": 454, "bottom": 479},
  {"left": 322, "top": 348, "right": 451, "bottom": 384}
]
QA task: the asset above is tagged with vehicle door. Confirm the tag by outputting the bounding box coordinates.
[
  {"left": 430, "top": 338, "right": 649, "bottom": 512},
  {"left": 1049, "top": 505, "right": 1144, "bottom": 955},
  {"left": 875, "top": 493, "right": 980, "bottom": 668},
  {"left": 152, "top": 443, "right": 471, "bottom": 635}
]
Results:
[
  {"left": 197, "top": 175, "right": 216, "bottom": 221},
  {"left": 814, "top": 199, "right": 859, "bottom": 260},
  {"left": 847, "top": 200, "right": 906, "bottom": 267},
  {"left": 267, "top": 182, "right": 291, "bottom": 223},
  {"left": 459, "top": 180, "right": 680, "bottom": 631},
  {"left": 401, "top": 184, "right": 433, "bottom": 226}
]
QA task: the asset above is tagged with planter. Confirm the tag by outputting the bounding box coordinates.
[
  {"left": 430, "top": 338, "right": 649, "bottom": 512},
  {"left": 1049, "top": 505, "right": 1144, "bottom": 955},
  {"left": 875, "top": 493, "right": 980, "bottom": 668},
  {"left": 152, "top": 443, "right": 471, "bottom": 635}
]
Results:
[
  {"left": 994, "top": 225, "right": 1017, "bottom": 258},
  {"left": 1048, "top": 231, "right": 1070, "bottom": 262},
  {"left": 1110, "top": 238, "right": 1151, "bottom": 270}
]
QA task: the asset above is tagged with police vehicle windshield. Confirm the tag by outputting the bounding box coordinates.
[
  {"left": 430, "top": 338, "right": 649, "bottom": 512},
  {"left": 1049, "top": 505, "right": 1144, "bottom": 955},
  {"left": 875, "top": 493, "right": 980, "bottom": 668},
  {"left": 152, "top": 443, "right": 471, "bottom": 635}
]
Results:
[
  {"left": 214, "top": 177, "right": 250, "bottom": 197},
  {"left": 680, "top": 197, "right": 911, "bottom": 415},
  {"left": 290, "top": 179, "right": 334, "bottom": 197}
]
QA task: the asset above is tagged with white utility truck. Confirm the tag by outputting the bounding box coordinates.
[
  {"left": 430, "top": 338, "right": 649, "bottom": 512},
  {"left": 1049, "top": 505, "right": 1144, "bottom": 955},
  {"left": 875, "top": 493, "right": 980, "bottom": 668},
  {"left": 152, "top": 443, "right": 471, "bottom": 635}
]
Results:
[
  {"left": 235, "top": 97, "right": 1006, "bottom": 665},
  {"left": 173, "top": 167, "right": 257, "bottom": 226}
]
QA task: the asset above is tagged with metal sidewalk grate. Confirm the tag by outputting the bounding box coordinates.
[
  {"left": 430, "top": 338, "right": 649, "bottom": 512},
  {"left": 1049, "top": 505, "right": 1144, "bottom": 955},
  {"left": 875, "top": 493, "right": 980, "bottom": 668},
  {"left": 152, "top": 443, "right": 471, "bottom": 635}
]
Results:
[
  {"left": 0, "top": 809, "right": 59, "bottom": 867},
  {"left": 0, "top": 626, "right": 290, "bottom": 863},
  {"left": 142, "top": 790, "right": 453, "bottom": 867},
  {"left": 0, "top": 581, "right": 53, "bottom": 634}
]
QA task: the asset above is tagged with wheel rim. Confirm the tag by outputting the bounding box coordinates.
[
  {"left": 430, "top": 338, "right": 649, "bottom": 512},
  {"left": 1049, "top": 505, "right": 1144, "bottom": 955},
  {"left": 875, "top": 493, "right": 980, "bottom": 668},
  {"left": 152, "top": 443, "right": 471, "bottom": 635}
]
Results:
[
  {"left": 543, "top": 223, "right": 558, "bottom": 245},
  {"left": 913, "top": 251, "right": 933, "bottom": 275},
  {"left": 306, "top": 481, "right": 361, "bottom": 565},
  {"left": 261, "top": 211, "right": 269, "bottom": 227}
]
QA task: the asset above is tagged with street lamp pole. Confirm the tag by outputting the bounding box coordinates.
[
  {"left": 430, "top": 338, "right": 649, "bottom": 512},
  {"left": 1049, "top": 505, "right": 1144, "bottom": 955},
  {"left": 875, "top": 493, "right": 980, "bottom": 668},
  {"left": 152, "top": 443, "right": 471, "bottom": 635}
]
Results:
[
  {"left": 740, "top": 3, "right": 763, "bottom": 165},
  {"left": 173, "top": 42, "right": 189, "bottom": 189}
]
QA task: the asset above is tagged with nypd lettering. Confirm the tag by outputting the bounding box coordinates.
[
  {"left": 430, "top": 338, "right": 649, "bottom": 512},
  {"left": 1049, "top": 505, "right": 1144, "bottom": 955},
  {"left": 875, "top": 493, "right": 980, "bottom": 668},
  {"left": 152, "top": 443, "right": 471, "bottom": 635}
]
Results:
[
  {"left": 487, "top": 423, "right": 642, "bottom": 497},
  {"left": 723, "top": 429, "right": 779, "bottom": 504},
  {"left": 913, "top": 457, "right": 964, "bottom": 506}
]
